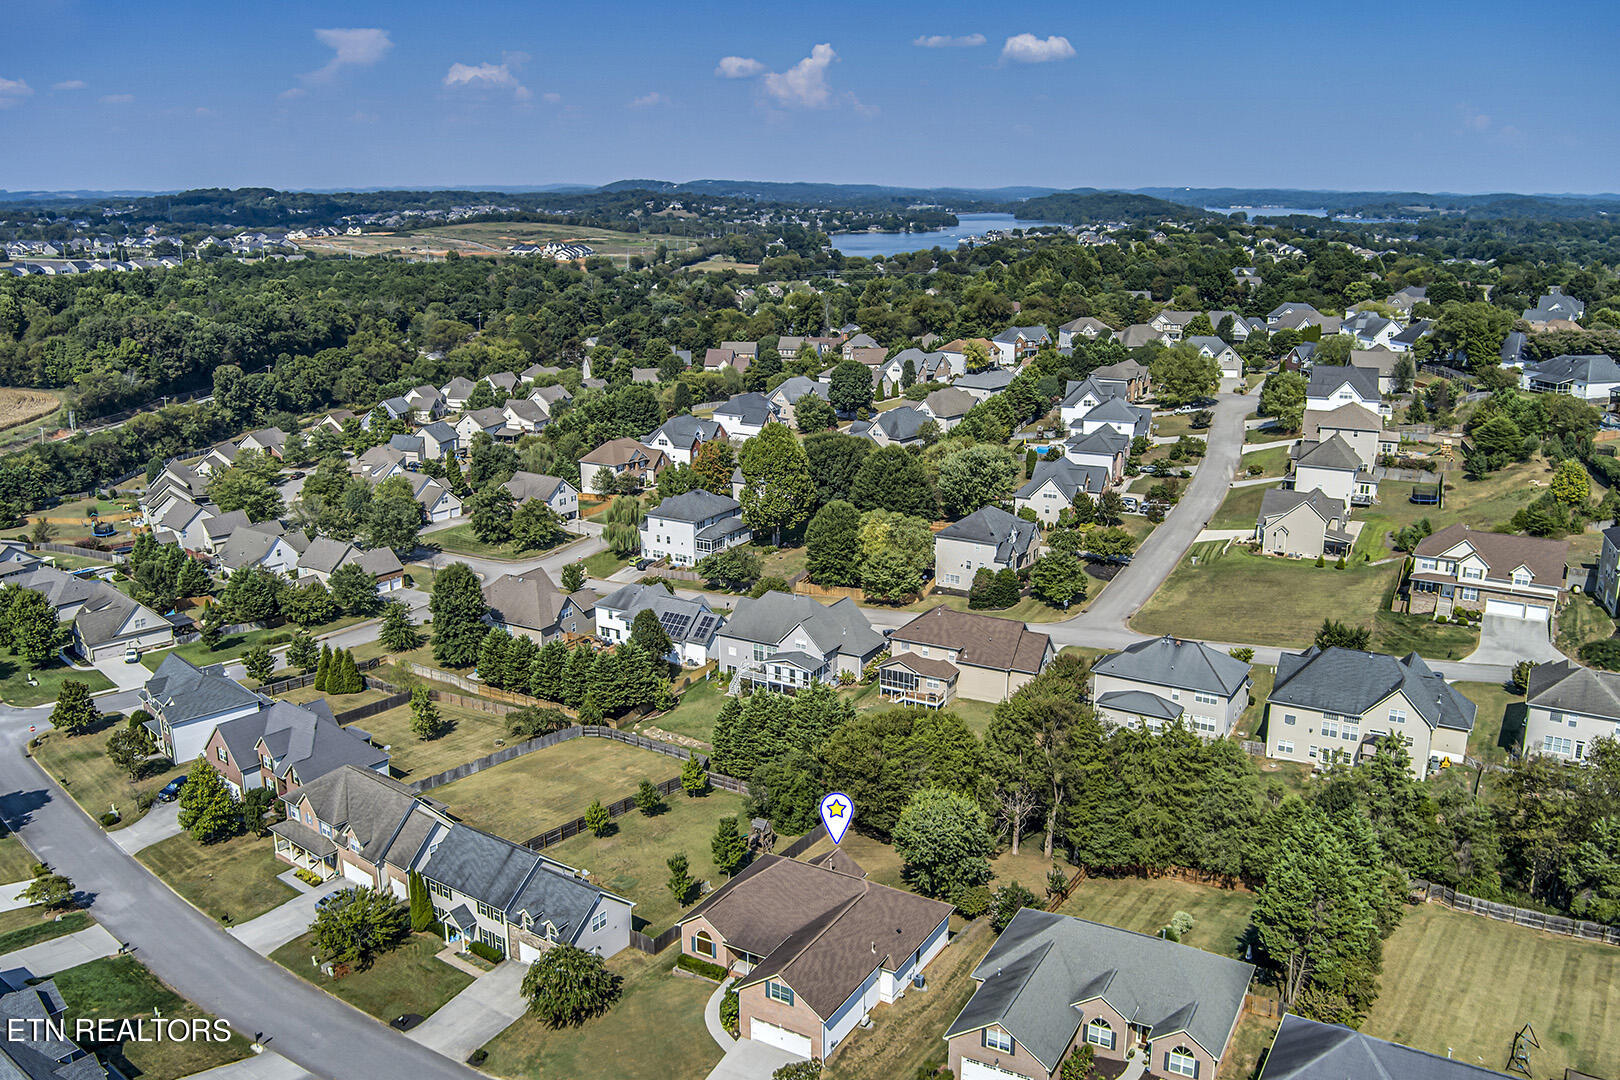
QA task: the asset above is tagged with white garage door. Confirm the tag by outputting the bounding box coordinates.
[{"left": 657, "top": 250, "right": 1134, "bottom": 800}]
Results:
[
  {"left": 1485, "top": 599, "right": 1527, "bottom": 619},
  {"left": 341, "top": 860, "right": 373, "bottom": 886},
  {"left": 963, "top": 1059, "right": 1034, "bottom": 1080},
  {"left": 1524, "top": 604, "right": 1550, "bottom": 622},
  {"left": 750, "top": 1019, "right": 811, "bottom": 1058}
]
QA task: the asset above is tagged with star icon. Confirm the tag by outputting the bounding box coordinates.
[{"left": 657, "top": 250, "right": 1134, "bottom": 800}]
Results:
[{"left": 826, "top": 801, "right": 846, "bottom": 818}]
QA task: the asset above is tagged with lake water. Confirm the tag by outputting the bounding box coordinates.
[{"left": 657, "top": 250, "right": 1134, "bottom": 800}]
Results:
[
  {"left": 1205, "top": 206, "right": 1328, "bottom": 218},
  {"left": 830, "top": 212, "right": 1063, "bottom": 256}
]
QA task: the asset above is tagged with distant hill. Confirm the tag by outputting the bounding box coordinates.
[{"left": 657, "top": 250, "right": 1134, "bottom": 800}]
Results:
[
  {"left": 1135, "top": 187, "right": 1620, "bottom": 220},
  {"left": 600, "top": 178, "right": 1058, "bottom": 207},
  {"left": 1014, "top": 189, "right": 1207, "bottom": 225}
]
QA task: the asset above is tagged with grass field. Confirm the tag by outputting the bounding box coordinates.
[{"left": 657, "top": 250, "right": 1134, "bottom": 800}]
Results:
[
  {"left": 0, "top": 908, "right": 90, "bottom": 953},
  {"left": 426, "top": 737, "right": 683, "bottom": 842},
  {"left": 271, "top": 930, "right": 472, "bottom": 1021},
  {"left": 430, "top": 520, "right": 578, "bottom": 560},
  {"left": 1456, "top": 680, "right": 1522, "bottom": 765},
  {"left": 52, "top": 954, "right": 252, "bottom": 1079},
  {"left": 1355, "top": 460, "right": 1552, "bottom": 560},
  {"left": 542, "top": 788, "right": 753, "bottom": 933},
  {"left": 341, "top": 701, "right": 508, "bottom": 783},
  {"left": 583, "top": 550, "right": 632, "bottom": 579},
  {"left": 297, "top": 220, "right": 701, "bottom": 265},
  {"left": 137, "top": 832, "right": 297, "bottom": 925},
  {"left": 1363, "top": 903, "right": 1620, "bottom": 1078},
  {"left": 480, "top": 949, "right": 720, "bottom": 1080},
  {"left": 30, "top": 724, "right": 187, "bottom": 830},
  {"left": 1241, "top": 445, "right": 1290, "bottom": 478},
  {"left": 0, "top": 387, "right": 63, "bottom": 433},
  {"left": 0, "top": 654, "right": 115, "bottom": 707},
  {"left": 642, "top": 676, "right": 727, "bottom": 743},
  {"left": 1557, "top": 589, "right": 1616, "bottom": 659},
  {"left": 1057, "top": 875, "right": 1258, "bottom": 961},
  {"left": 1234, "top": 665, "right": 1275, "bottom": 740}
]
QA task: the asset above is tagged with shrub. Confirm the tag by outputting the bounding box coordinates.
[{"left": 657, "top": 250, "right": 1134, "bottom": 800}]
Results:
[
  {"left": 676, "top": 954, "right": 727, "bottom": 981},
  {"left": 989, "top": 882, "right": 1039, "bottom": 933},
  {"left": 1229, "top": 647, "right": 1255, "bottom": 663},
  {"left": 468, "top": 940, "right": 505, "bottom": 964},
  {"left": 467, "top": 1050, "right": 488, "bottom": 1067},
  {"left": 134, "top": 792, "right": 155, "bottom": 814},
  {"left": 720, "top": 988, "right": 740, "bottom": 1037},
  {"left": 956, "top": 885, "right": 992, "bottom": 919},
  {"left": 294, "top": 868, "right": 324, "bottom": 887},
  {"left": 99, "top": 811, "right": 120, "bottom": 827}
]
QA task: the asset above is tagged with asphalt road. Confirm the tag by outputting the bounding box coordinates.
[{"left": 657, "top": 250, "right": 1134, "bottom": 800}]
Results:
[{"left": 0, "top": 705, "right": 482, "bottom": 1080}]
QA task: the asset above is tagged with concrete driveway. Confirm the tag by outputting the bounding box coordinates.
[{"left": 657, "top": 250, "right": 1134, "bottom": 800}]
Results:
[
  {"left": 87, "top": 652, "right": 152, "bottom": 693},
  {"left": 0, "top": 923, "right": 120, "bottom": 981},
  {"left": 407, "top": 959, "right": 529, "bottom": 1059},
  {"left": 1463, "top": 614, "right": 1565, "bottom": 666},
  {"left": 110, "top": 799, "right": 182, "bottom": 854},
  {"left": 705, "top": 1039, "right": 803, "bottom": 1080},
  {"left": 229, "top": 878, "right": 351, "bottom": 956}
]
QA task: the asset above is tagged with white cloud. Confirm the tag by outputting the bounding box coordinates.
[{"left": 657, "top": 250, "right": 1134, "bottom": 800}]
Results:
[
  {"left": 444, "top": 61, "right": 532, "bottom": 100},
  {"left": 51, "top": 79, "right": 86, "bottom": 91},
  {"left": 0, "top": 77, "right": 33, "bottom": 108},
  {"left": 913, "top": 33, "right": 985, "bottom": 48},
  {"left": 629, "top": 91, "right": 669, "bottom": 108},
  {"left": 1458, "top": 104, "right": 1492, "bottom": 132},
  {"left": 542, "top": 91, "right": 562, "bottom": 104},
  {"left": 279, "top": 87, "right": 307, "bottom": 100},
  {"left": 763, "top": 43, "right": 837, "bottom": 108},
  {"left": 302, "top": 27, "right": 393, "bottom": 84},
  {"left": 99, "top": 93, "right": 134, "bottom": 105},
  {"left": 715, "top": 56, "right": 766, "bottom": 78},
  {"left": 1001, "top": 33, "right": 1075, "bottom": 63}
]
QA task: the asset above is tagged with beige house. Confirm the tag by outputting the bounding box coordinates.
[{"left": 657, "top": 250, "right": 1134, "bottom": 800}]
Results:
[
  {"left": 1091, "top": 635, "right": 1251, "bottom": 738},
  {"left": 1525, "top": 660, "right": 1620, "bottom": 763},
  {"left": 882, "top": 606, "right": 1053, "bottom": 706},
  {"left": 1266, "top": 646, "right": 1475, "bottom": 776},
  {"left": 482, "top": 570, "right": 596, "bottom": 643},
  {"left": 1407, "top": 525, "right": 1567, "bottom": 622},
  {"left": 578, "top": 438, "right": 668, "bottom": 495},
  {"left": 1301, "top": 403, "right": 1388, "bottom": 469},
  {"left": 934, "top": 507, "right": 1039, "bottom": 592},
  {"left": 1289, "top": 434, "right": 1376, "bottom": 505},
  {"left": 1255, "top": 487, "right": 1354, "bottom": 559}
]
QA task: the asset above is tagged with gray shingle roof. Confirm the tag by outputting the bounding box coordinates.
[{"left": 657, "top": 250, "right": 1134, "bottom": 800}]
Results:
[
  {"left": 719, "top": 594, "right": 883, "bottom": 662},
  {"left": 1271, "top": 647, "right": 1476, "bottom": 733},
  {"left": 1063, "top": 427, "right": 1131, "bottom": 457},
  {"left": 952, "top": 370, "right": 1016, "bottom": 394},
  {"left": 1524, "top": 353, "right": 1620, "bottom": 386},
  {"left": 1526, "top": 659, "right": 1620, "bottom": 721},
  {"left": 1016, "top": 458, "right": 1110, "bottom": 502},
  {"left": 597, "top": 584, "right": 722, "bottom": 644},
  {"left": 650, "top": 489, "right": 740, "bottom": 524},
  {"left": 936, "top": 506, "right": 1038, "bottom": 564},
  {"left": 1096, "top": 689, "right": 1182, "bottom": 722},
  {"left": 1293, "top": 434, "right": 1364, "bottom": 472},
  {"left": 1259, "top": 1014, "right": 1503, "bottom": 1080},
  {"left": 946, "top": 909, "right": 1253, "bottom": 1070},
  {"left": 645, "top": 414, "right": 725, "bottom": 447},
  {"left": 770, "top": 376, "right": 829, "bottom": 405},
  {"left": 1257, "top": 487, "right": 1346, "bottom": 526},
  {"left": 1061, "top": 378, "right": 1129, "bottom": 409},
  {"left": 216, "top": 700, "right": 388, "bottom": 784},
  {"left": 143, "top": 654, "right": 263, "bottom": 726},
  {"left": 712, "top": 392, "right": 777, "bottom": 428},
  {"left": 1093, "top": 635, "right": 1251, "bottom": 697},
  {"left": 483, "top": 570, "right": 575, "bottom": 633},
  {"left": 873, "top": 405, "right": 930, "bottom": 442},
  {"left": 1305, "top": 365, "right": 1380, "bottom": 402},
  {"left": 420, "top": 826, "right": 620, "bottom": 942},
  {"left": 503, "top": 471, "right": 569, "bottom": 504}
]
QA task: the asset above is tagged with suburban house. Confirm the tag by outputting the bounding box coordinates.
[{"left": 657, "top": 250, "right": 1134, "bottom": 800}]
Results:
[
  {"left": 0, "top": 973, "right": 110, "bottom": 1079},
  {"left": 1061, "top": 426, "right": 1130, "bottom": 480},
  {"left": 1255, "top": 488, "right": 1355, "bottom": 560},
  {"left": 1289, "top": 435, "right": 1376, "bottom": 505},
  {"left": 353, "top": 446, "right": 409, "bottom": 484},
  {"left": 938, "top": 338, "right": 996, "bottom": 376},
  {"left": 1347, "top": 350, "right": 1402, "bottom": 394},
  {"left": 294, "top": 539, "right": 405, "bottom": 592},
  {"left": 704, "top": 347, "right": 748, "bottom": 374},
  {"left": 992, "top": 326, "right": 1051, "bottom": 366},
  {"left": 1522, "top": 289, "right": 1586, "bottom": 328},
  {"left": 1501, "top": 330, "right": 1529, "bottom": 367},
  {"left": 711, "top": 393, "right": 782, "bottom": 440},
  {"left": 642, "top": 415, "right": 728, "bottom": 466},
  {"left": 388, "top": 433, "right": 426, "bottom": 465},
  {"left": 1070, "top": 397, "right": 1151, "bottom": 439},
  {"left": 3, "top": 562, "right": 174, "bottom": 662},
  {"left": 440, "top": 376, "right": 477, "bottom": 411},
  {"left": 1340, "top": 312, "right": 1400, "bottom": 350},
  {"left": 313, "top": 409, "right": 355, "bottom": 433},
  {"left": 767, "top": 377, "right": 832, "bottom": 427},
  {"left": 847, "top": 405, "right": 931, "bottom": 448},
  {"left": 405, "top": 385, "right": 446, "bottom": 419},
  {"left": 919, "top": 387, "right": 977, "bottom": 431},
  {"left": 945, "top": 909, "right": 1253, "bottom": 1080},
  {"left": 453, "top": 406, "right": 511, "bottom": 446},
  {"left": 274, "top": 765, "right": 634, "bottom": 960},
  {"left": 1091, "top": 635, "right": 1252, "bottom": 738},
  {"left": 578, "top": 438, "right": 668, "bottom": 495},
  {"left": 1148, "top": 309, "right": 1201, "bottom": 341},
  {"left": 880, "top": 606, "right": 1053, "bottom": 706},
  {"left": 878, "top": 349, "right": 950, "bottom": 394},
  {"left": 1185, "top": 335, "right": 1244, "bottom": 379},
  {"left": 1056, "top": 316, "right": 1114, "bottom": 349},
  {"left": 237, "top": 428, "right": 289, "bottom": 458},
  {"left": 935, "top": 507, "right": 1039, "bottom": 592},
  {"left": 1089, "top": 359, "right": 1150, "bottom": 400},
  {"left": 1305, "top": 365, "right": 1383, "bottom": 414},
  {"left": 677, "top": 852, "right": 952, "bottom": 1060},
  {"left": 840, "top": 332, "right": 879, "bottom": 359},
  {"left": 1595, "top": 524, "right": 1620, "bottom": 617},
  {"left": 406, "top": 473, "right": 463, "bottom": 523},
  {"left": 483, "top": 570, "right": 596, "bottom": 643},
  {"left": 502, "top": 471, "right": 580, "bottom": 521},
  {"left": 203, "top": 697, "right": 388, "bottom": 797},
  {"left": 1524, "top": 659, "right": 1620, "bottom": 763},
  {"left": 1115, "top": 324, "right": 1160, "bottom": 349},
  {"left": 1387, "top": 319, "right": 1431, "bottom": 352},
  {"left": 1258, "top": 1015, "right": 1504, "bottom": 1080},
  {"left": 640, "top": 489, "right": 750, "bottom": 568},
  {"left": 501, "top": 398, "right": 549, "bottom": 433},
  {"left": 1266, "top": 646, "right": 1476, "bottom": 775},
  {"left": 1014, "top": 458, "right": 1111, "bottom": 525},
  {"left": 1300, "top": 403, "right": 1387, "bottom": 468},
  {"left": 1406, "top": 525, "right": 1568, "bottom": 622},
  {"left": 595, "top": 584, "right": 725, "bottom": 666},
  {"left": 952, "top": 369, "right": 1016, "bottom": 402},
  {"left": 1519, "top": 354, "right": 1620, "bottom": 402},
  {"left": 141, "top": 654, "right": 269, "bottom": 763},
  {"left": 215, "top": 526, "right": 301, "bottom": 578},
  {"left": 713, "top": 593, "right": 885, "bottom": 692},
  {"left": 1058, "top": 377, "right": 1130, "bottom": 429}
]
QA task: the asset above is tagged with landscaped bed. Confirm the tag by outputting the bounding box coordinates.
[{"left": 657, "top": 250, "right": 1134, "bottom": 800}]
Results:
[
  {"left": 270, "top": 930, "right": 472, "bottom": 1022},
  {"left": 29, "top": 724, "right": 187, "bottom": 831},
  {"left": 137, "top": 832, "right": 297, "bottom": 925}
]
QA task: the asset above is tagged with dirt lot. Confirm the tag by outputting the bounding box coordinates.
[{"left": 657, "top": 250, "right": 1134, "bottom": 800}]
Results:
[{"left": 0, "top": 388, "right": 60, "bottom": 431}]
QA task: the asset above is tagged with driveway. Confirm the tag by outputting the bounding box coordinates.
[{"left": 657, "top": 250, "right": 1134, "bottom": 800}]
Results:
[
  {"left": 87, "top": 653, "right": 151, "bottom": 692},
  {"left": 705, "top": 1039, "right": 803, "bottom": 1080},
  {"left": 0, "top": 923, "right": 120, "bottom": 981},
  {"left": 407, "top": 959, "right": 529, "bottom": 1059},
  {"left": 110, "top": 799, "right": 182, "bottom": 855},
  {"left": 183, "top": 1051, "right": 316, "bottom": 1080},
  {"left": 1463, "top": 614, "right": 1565, "bottom": 666},
  {"left": 228, "top": 878, "right": 350, "bottom": 956}
]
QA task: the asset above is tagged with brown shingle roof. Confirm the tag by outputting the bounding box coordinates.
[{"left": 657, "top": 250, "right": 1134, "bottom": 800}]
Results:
[
  {"left": 889, "top": 605, "right": 1051, "bottom": 674},
  {"left": 1302, "top": 403, "right": 1383, "bottom": 441},
  {"left": 1413, "top": 524, "right": 1568, "bottom": 587},
  {"left": 579, "top": 438, "right": 666, "bottom": 470}
]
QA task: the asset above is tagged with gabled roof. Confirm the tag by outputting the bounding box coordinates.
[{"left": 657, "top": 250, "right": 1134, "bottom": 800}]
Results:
[
  {"left": 1271, "top": 647, "right": 1476, "bottom": 733},
  {"left": 952, "top": 369, "right": 1016, "bottom": 393},
  {"left": 1063, "top": 427, "right": 1131, "bottom": 457},
  {"left": 1259, "top": 1014, "right": 1503, "bottom": 1080},
  {"left": 922, "top": 387, "right": 977, "bottom": 420},
  {"left": 712, "top": 392, "right": 777, "bottom": 428},
  {"left": 718, "top": 593, "right": 883, "bottom": 661},
  {"left": 218, "top": 700, "right": 387, "bottom": 783},
  {"left": 1061, "top": 377, "right": 1129, "bottom": 409},
  {"left": 596, "top": 584, "right": 722, "bottom": 644},
  {"left": 483, "top": 570, "right": 574, "bottom": 633},
  {"left": 1095, "top": 689, "right": 1181, "bottom": 722},
  {"left": 1074, "top": 396, "right": 1149, "bottom": 433},
  {"left": 1293, "top": 433, "right": 1364, "bottom": 472},
  {"left": 503, "top": 471, "right": 571, "bottom": 504},
  {"left": 143, "top": 654, "right": 263, "bottom": 725},
  {"left": 1305, "top": 364, "right": 1380, "bottom": 401},
  {"left": 993, "top": 325, "right": 1050, "bottom": 344},
  {"left": 649, "top": 488, "right": 740, "bottom": 524},
  {"left": 1524, "top": 353, "right": 1620, "bottom": 386},
  {"left": 1093, "top": 635, "right": 1251, "bottom": 697},
  {"left": 645, "top": 414, "right": 725, "bottom": 447},
  {"left": 1016, "top": 458, "right": 1110, "bottom": 502},
  {"left": 419, "top": 420, "right": 458, "bottom": 445},
  {"left": 1412, "top": 524, "right": 1567, "bottom": 587},
  {"left": 1185, "top": 335, "right": 1234, "bottom": 355},
  {"left": 417, "top": 825, "right": 616, "bottom": 943},
  {"left": 890, "top": 606, "right": 1051, "bottom": 674},
  {"left": 1302, "top": 403, "right": 1383, "bottom": 440},
  {"left": 1089, "top": 359, "right": 1147, "bottom": 382},
  {"left": 1257, "top": 487, "right": 1346, "bottom": 527},
  {"left": 936, "top": 506, "right": 1038, "bottom": 564},
  {"left": 946, "top": 909, "right": 1253, "bottom": 1071},
  {"left": 770, "top": 376, "right": 830, "bottom": 405},
  {"left": 872, "top": 405, "right": 930, "bottom": 442},
  {"left": 580, "top": 437, "right": 664, "bottom": 469},
  {"left": 72, "top": 588, "right": 167, "bottom": 649},
  {"left": 1526, "top": 659, "right": 1620, "bottom": 722}
]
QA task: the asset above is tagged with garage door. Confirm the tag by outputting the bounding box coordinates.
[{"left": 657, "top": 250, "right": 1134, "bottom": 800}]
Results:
[
  {"left": 1524, "top": 604, "right": 1550, "bottom": 622},
  {"left": 963, "top": 1059, "right": 1034, "bottom": 1080},
  {"left": 1485, "top": 599, "right": 1527, "bottom": 619},
  {"left": 750, "top": 1019, "right": 811, "bottom": 1058},
  {"left": 341, "top": 860, "right": 373, "bottom": 886}
]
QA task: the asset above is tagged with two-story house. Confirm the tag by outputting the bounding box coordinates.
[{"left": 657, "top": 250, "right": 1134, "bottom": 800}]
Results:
[
  {"left": 1255, "top": 488, "right": 1354, "bottom": 560},
  {"left": 1305, "top": 365, "right": 1383, "bottom": 414},
  {"left": 1056, "top": 316, "right": 1114, "bottom": 350},
  {"left": 935, "top": 507, "right": 1039, "bottom": 592},
  {"left": 141, "top": 654, "right": 268, "bottom": 762},
  {"left": 642, "top": 415, "right": 728, "bottom": 466},
  {"left": 1184, "top": 335, "right": 1244, "bottom": 379},
  {"left": 1594, "top": 524, "right": 1620, "bottom": 617},
  {"left": 204, "top": 698, "right": 388, "bottom": 797},
  {"left": 1300, "top": 403, "right": 1387, "bottom": 469},
  {"left": 713, "top": 593, "right": 885, "bottom": 692},
  {"left": 1524, "top": 659, "right": 1620, "bottom": 763},
  {"left": 1091, "top": 635, "right": 1252, "bottom": 738},
  {"left": 880, "top": 607, "right": 1053, "bottom": 706},
  {"left": 1061, "top": 427, "right": 1130, "bottom": 480},
  {"left": 640, "top": 489, "right": 750, "bottom": 567},
  {"left": 1070, "top": 397, "right": 1151, "bottom": 439},
  {"left": 578, "top": 438, "right": 668, "bottom": 496},
  {"left": 502, "top": 471, "right": 580, "bottom": 522},
  {"left": 1057, "top": 378, "right": 1130, "bottom": 430},
  {"left": 595, "top": 584, "right": 726, "bottom": 666},
  {"left": 1014, "top": 458, "right": 1112, "bottom": 525},
  {"left": 483, "top": 570, "right": 595, "bottom": 643},
  {"left": 1265, "top": 646, "right": 1476, "bottom": 776},
  {"left": 1407, "top": 525, "right": 1567, "bottom": 622},
  {"left": 991, "top": 326, "right": 1050, "bottom": 366},
  {"left": 847, "top": 406, "right": 931, "bottom": 448},
  {"left": 1289, "top": 434, "right": 1377, "bottom": 506},
  {"left": 711, "top": 393, "right": 783, "bottom": 440}
]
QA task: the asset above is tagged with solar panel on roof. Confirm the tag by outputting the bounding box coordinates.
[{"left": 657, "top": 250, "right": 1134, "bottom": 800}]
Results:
[
  {"left": 658, "top": 610, "right": 694, "bottom": 638},
  {"left": 691, "top": 614, "right": 721, "bottom": 639}
]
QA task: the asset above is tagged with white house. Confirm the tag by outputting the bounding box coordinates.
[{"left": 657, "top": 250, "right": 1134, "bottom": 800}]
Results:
[
  {"left": 595, "top": 583, "right": 725, "bottom": 666},
  {"left": 640, "top": 489, "right": 750, "bottom": 568},
  {"left": 1305, "top": 365, "right": 1383, "bottom": 414},
  {"left": 1184, "top": 335, "right": 1243, "bottom": 379},
  {"left": 1520, "top": 354, "right": 1620, "bottom": 403}
]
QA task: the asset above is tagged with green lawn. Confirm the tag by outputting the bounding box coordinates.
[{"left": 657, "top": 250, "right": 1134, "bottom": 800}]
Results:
[
  {"left": 1456, "top": 681, "right": 1524, "bottom": 766},
  {"left": 480, "top": 949, "right": 720, "bottom": 1080},
  {"left": 1241, "top": 445, "right": 1290, "bottom": 478},
  {"left": 641, "top": 675, "right": 728, "bottom": 744},
  {"left": 0, "top": 655, "right": 115, "bottom": 707},
  {"left": 30, "top": 724, "right": 187, "bottom": 830},
  {"left": 583, "top": 550, "right": 631, "bottom": 579},
  {"left": 1557, "top": 589, "right": 1616, "bottom": 659},
  {"left": 1355, "top": 459, "right": 1554, "bottom": 562},
  {"left": 427, "top": 737, "right": 684, "bottom": 842},
  {"left": 1364, "top": 903, "right": 1620, "bottom": 1079},
  {"left": 1245, "top": 424, "right": 1290, "bottom": 443},
  {"left": 0, "top": 909, "right": 89, "bottom": 953},
  {"left": 271, "top": 930, "right": 472, "bottom": 1021},
  {"left": 0, "top": 824, "right": 38, "bottom": 882},
  {"left": 277, "top": 684, "right": 396, "bottom": 711},
  {"left": 51, "top": 955, "right": 253, "bottom": 1079},
  {"left": 343, "top": 701, "right": 509, "bottom": 784},
  {"left": 1234, "top": 665, "right": 1275, "bottom": 741},
  {"left": 760, "top": 544, "right": 808, "bottom": 581},
  {"left": 542, "top": 788, "right": 753, "bottom": 933},
  {"left": 140, "top": 616, "right": 366, "bottom": 671},
  {"left": 1056, "top": 875, "right": 1258, "bottom": 961},
  {"left": 1372, "top": 609, "right": 1479, "bottom": 660},
  {"left": 1209, "top": 484, "right": 1268, "bottom": 529},
  {"left": 430, "top": 520, "right": 578, "bottom": 560},
  {"left": 137, "top": 832, "right": 297, "bottom": 925}
]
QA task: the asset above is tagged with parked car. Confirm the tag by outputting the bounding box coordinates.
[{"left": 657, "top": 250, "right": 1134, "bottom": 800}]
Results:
[
  {"left": 156, "top": 777, "right": 187, "bottom": 802},
  {"left": 123, "top": 646, "right": 140, "bottom": 664},
  {"left": 634, "top": 558, "right": 653, "bottom": 571},
  {"left": 1120, "top": 496, "right": 1140, "bottom": 513}
]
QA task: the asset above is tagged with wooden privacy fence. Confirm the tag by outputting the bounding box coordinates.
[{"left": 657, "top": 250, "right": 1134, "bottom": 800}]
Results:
[
  {"left": 30, "top": 542, "right": 125, "bottom": 563},
  {"left": 1414, "top": 881, "right": 1620, "bottom": 944},
  {"left": 332, "top": 692, "right": 410, "bottom": 726},
  {"left": 1243, "top": 994, "right": 1283, "bottom": 1020},
  {"left": 630, "top": 926, "right": 681, "bottom": 954},
  {"left": 520, "top": 773, "right": 690, "bottom": 851},
  {"left": 776, "top": 823, "right": 827, "bottom": 859}
]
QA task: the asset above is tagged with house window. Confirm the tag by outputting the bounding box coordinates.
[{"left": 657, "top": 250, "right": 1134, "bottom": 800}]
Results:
[
  {"left": 592, "top": 911, "right": 609, "bottom": 934},
  {"left": 475, "top": 900, "right": 500, "bottom": 921},
  {"left": 1277, "top": 740, "right": 1294, "bottom": 754},
  {"left": 427, "top": 879, "right": 451, "bottom": 899},
  {"left": 1085, "top": 1019, "right": 1115, "bottom": 1049},
  {"left": 216, "top": 746, "right": 228, "bottom": 763},
  {"left": 765, "top": 981, "right": 794, "bottom": 1006},
  {"left": 691, "top": 931, "right": 716, "bottom": 957},
  {"left": 1193, "top": 716, "right": 1218, "bottom": 735},
  {"left": 1513, "top": 571, "right": 1532, "bottom": 587},
  {"left": 319, "top": 823, "right": 332, "bottom": 838},
  {"left": 1166, "top": 1047, "right": 1200, "bottom": 1077},
  {"left": 1341, "top": 722, "right": 1359, "bottom": 741},
  {"left": 1193, "top": 691, "right": 1219, "bottom": 705},
  {"left": 1308, "top": 746, "right": 1318, "bottom": 759},
  {"left": 478, "top": 928, "right": 505, "bottom": 954},
  {"left": 1462, "top": 567, "right": 1484, "bottom": 581},
  {"left": 1283, "top": 714, "right": 1296, "bottom": 726},
  {"left": 1543, "top": 735, "right": 1573, "bottom": 756},
  {"left": 1322, "top": 719, "right": 1340, "bottom": 739},
  {"left": 1461, "top": 587, "right": 1479, "bottom": 601},
  {"left": 983, "top": 1027, "right": 1014, "bottom": 1053}
]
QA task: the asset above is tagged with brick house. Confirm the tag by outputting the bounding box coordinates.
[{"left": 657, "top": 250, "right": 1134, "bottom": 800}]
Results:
[{"left": 1406, "top": 525, "right": 1568, "bottom": 622}]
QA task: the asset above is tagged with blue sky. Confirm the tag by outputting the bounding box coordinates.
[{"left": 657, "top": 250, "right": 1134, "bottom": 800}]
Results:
[{"left": 2, "top": 0, "right": 1616, "bottom": 194}]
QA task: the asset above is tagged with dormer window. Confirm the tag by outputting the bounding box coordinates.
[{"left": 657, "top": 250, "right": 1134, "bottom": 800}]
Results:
[
  {"left": 1512, "top": 569, "right": 1532, "bottom": 587},
  {"left": 983, "top": 1027, "right": 1013, "bottom": 1053}
]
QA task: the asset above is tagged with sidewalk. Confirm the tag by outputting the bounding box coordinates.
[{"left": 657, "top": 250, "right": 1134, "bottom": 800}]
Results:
[
  {"left": 0, "top": 923, "right": 119, "bottom": 980},
  {"left": 228, "top": 878, "right": 349, "bottom": 956},
  {"left": 406, "top": 959, "right": 529, "bottom": 1059},
  {"left": 111, "top": 800, "right": 182, "bottom": 854}
]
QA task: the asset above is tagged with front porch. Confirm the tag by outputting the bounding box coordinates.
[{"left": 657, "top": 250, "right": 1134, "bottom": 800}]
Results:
[{"left": 269, "top": 820, "right": 337, "bottom": 879}]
